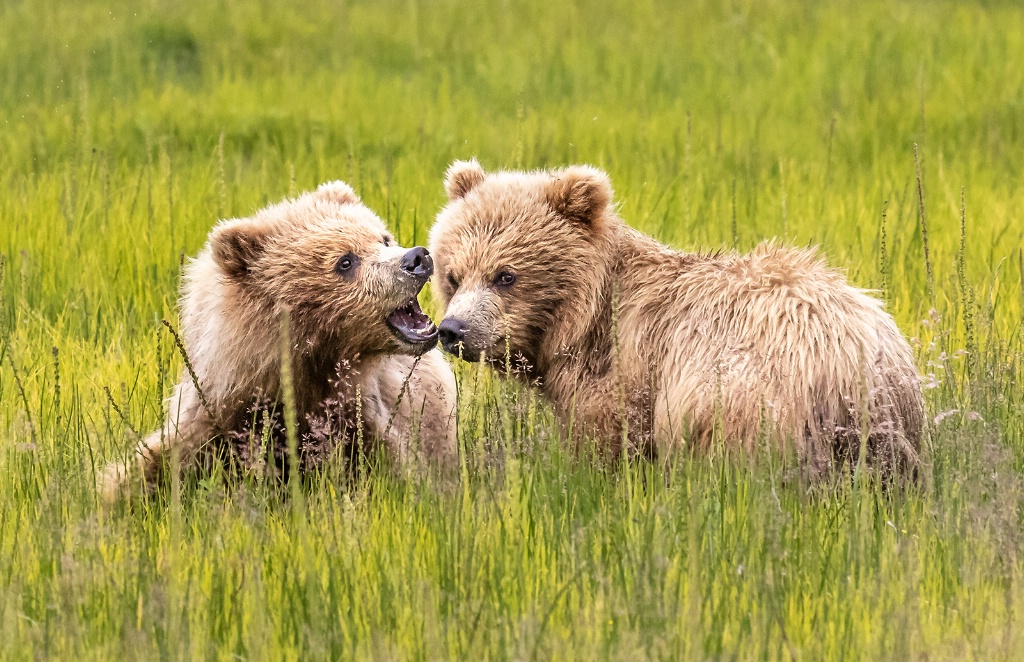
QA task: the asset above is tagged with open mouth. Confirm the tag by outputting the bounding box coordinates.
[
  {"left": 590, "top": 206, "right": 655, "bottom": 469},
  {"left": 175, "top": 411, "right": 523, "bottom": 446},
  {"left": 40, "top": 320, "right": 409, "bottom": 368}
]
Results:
[{"left": 386, "top": 298, "right": 439, "bottom": 349}]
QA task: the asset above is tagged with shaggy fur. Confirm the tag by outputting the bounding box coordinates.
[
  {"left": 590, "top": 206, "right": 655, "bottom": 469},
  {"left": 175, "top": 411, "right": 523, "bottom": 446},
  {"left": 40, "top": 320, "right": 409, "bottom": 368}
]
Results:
[
  {"left": 100, "top": 181, "right": 457, "bottom": 501},
  {"left": 429, "top": 160, "right": 923, "bottom": 478}
]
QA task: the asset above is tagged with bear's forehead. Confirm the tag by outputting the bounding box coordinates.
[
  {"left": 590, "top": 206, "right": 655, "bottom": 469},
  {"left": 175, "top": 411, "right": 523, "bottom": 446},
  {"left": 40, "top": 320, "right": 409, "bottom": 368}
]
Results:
[
  {"left": 431, "top": 171, "right": 599, "bottom": 276},
  {"left": 324, "top": 205, "right": 387, "bottom": 234},
  {"left": 477, "top": 173, "right": 548, "bottom": 204},
  {"left": 450, "top": 187, "right": 547, "bottom": 230},
  {"left": 283, "top": 202, "right": 386, "bottom": 236},
  {"left": 440, "top": 222, "right": 583, "bottom": 278},
  {"left": 244, "top": 203, "right": 389, "bottom": 261}
]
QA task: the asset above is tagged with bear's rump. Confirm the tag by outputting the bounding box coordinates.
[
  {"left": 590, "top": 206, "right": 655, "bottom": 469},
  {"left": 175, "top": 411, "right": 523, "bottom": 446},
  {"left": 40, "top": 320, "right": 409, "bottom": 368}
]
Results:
[{"left": 648, "top": 291, "right": 919, "bottom": 472}]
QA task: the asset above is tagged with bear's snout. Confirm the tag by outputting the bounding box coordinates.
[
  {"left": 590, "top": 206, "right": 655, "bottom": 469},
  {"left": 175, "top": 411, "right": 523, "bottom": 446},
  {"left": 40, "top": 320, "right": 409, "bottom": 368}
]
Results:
[
  {"left": 438, "top": 318, "right": 468, "bottom": 354},
  {"left": 400, "top": 247, "right": 434, "bottom": 280}
]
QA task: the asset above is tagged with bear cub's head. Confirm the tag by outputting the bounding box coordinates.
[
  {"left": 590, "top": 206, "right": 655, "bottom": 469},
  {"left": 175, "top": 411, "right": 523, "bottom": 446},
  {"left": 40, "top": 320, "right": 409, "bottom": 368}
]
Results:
[
  {"left": 429, "top": 160, "right": 617, "bottom": 365},
  {"left": 209, "top": 180, "right": 438, "bottom": 357}
]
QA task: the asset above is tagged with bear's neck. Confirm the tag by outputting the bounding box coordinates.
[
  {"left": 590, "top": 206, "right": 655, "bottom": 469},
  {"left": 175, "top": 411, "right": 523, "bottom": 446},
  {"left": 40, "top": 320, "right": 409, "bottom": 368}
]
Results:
[
  {"left": 280, "top": 335, "right": 373, "bottom": 418},
  {"left": 533, "top": 224, "right": 628, "bottom": 386},
  {"left": 535, "top": 225, "right": 691, "bottom": 412}
]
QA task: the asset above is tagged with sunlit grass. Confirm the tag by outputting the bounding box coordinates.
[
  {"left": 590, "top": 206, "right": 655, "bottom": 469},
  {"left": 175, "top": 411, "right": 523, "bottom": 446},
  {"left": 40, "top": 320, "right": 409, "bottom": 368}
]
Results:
[{"left": 2, "top": 0, "right": 1024, "bottom": 658}]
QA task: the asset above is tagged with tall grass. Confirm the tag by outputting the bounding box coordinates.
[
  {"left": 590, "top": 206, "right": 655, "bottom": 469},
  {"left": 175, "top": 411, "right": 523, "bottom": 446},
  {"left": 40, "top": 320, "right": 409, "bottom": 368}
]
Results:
[{"left": 2, "top": 0, "right": 1024, "bottom": 658}]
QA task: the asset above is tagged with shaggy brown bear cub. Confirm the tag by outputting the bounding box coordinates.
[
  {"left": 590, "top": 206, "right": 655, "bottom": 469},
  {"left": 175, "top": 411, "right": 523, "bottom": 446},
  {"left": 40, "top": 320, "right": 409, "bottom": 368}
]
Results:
[
  {"left": 429, "top": 160, "right": 923, "bottom": 478},
  {"left": 100, "top": 181, "right": 456, "bottom": 501}
]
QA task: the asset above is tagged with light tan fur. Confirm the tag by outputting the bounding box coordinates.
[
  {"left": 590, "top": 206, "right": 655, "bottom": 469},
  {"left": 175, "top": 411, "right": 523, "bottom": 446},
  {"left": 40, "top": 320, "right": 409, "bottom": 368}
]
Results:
[
  {"left": 100, "top": 182, "right": 456, "bottom": 501},
  {"left": 430, "top": 161, "right": 923, "bottom": 478}
]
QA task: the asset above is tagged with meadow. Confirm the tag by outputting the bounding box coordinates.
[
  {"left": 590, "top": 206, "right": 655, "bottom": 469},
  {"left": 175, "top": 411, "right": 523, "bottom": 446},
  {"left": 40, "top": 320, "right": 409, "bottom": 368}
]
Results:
[{"left": 2, "top": 0, "right": 1024, "bottom": 658}]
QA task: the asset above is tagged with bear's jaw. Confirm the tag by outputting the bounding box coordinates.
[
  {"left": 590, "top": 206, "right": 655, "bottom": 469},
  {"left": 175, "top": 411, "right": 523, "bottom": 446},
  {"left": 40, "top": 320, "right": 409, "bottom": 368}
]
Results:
[{"left": 386, "top": 297, "right": 439, "bottom": 352}]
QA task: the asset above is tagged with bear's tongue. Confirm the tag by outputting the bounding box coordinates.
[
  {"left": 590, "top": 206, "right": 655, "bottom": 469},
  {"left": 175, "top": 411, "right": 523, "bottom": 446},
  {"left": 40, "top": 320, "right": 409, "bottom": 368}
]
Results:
[{"left": 386, "top": 298, "right": 439, "bottom": 348}]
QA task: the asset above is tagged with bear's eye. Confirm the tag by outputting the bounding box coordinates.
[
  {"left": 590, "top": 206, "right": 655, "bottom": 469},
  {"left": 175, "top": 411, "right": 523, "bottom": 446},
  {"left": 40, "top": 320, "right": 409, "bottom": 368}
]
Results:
[
  {"left": 334, "top": 252, "right": 360, "bottom": 277},
  {"left": 382, "top": 236, "right": 392, "bottom": 247},
  {"left": 447, "top": 273, "right": 460, "bottom": 291},
  {"left": 494, "top": 270, "right": 517, "bottom": 288}
]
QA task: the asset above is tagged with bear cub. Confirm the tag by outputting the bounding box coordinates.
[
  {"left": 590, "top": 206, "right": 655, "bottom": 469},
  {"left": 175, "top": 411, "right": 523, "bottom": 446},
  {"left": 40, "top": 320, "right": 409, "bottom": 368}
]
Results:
[
  {"left": 100, "top": 181, "right": 457, "bottom": 500},
  {"left": 429, "top": 160, "right": 922, "bottom": 479}
]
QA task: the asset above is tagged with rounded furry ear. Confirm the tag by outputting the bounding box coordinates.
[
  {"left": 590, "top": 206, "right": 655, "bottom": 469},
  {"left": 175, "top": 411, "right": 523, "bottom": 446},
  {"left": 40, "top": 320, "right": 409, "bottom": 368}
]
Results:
[
  {"left": 315, "top": 180, "right": 361, "bottom": 205},
  {"left": 444, "top": 159, "right": 486, "bottom": 200},
  {"left": 546, "top": 165, "right": 613, "bottom": 227},
  {"left": 211, "top": 220, "right": 273, "bottom": 280}
]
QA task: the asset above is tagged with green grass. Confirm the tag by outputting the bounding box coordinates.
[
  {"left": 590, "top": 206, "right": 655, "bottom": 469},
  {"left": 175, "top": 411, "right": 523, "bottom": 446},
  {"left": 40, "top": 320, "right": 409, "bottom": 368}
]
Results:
[{"left": 2, "top": 0, "right": 1024, "bottom": 658}]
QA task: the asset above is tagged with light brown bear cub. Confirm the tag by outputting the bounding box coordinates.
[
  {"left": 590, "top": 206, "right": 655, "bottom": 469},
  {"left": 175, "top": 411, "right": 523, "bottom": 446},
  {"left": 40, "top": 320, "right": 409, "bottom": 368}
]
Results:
[
  {"left": 100, "top": 181, "right": 456, "bottom": 501},
  {"left": 430, "top": 160, "right": 923, "bottom": 478}
]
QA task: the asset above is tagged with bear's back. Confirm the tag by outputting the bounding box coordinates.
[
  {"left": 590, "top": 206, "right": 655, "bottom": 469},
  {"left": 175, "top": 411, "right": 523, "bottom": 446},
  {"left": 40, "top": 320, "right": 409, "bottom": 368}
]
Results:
[{"left": 637, "top": 242, "right": 921, "bottom": 473}]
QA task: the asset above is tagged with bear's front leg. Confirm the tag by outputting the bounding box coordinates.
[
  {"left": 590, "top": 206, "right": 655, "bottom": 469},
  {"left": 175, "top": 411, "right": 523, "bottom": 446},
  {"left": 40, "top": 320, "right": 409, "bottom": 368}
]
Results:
[
  {"left": 548, "top": 369, "right": 656, "bottom": 463},
  {"left": 97, "top": 380, "right": 215, "bottom": 503},
  {"left": 357, "top": 350, "right": 458, "bottom": 470}
]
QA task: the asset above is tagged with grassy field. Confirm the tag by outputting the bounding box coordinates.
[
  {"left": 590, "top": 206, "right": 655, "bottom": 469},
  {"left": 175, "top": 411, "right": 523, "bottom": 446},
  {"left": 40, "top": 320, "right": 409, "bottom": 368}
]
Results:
[{"left": 2, "top": 0, "right": 1024, "bottom": 658}]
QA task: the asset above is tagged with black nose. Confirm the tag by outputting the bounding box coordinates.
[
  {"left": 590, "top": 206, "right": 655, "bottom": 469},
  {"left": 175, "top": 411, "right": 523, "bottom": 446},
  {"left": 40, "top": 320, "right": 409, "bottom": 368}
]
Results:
[
  {"left": 400, "top": 247, "right": 433, "bottom": 279},
  {"left": 438, "top": 318, "right": 467, "bottom": 350}
]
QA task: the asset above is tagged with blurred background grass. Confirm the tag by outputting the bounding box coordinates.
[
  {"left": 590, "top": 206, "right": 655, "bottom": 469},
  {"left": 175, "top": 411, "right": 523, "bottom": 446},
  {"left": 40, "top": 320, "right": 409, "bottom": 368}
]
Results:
[{"left": 1, "top": 0, "right": 1023, "bottom": 659}]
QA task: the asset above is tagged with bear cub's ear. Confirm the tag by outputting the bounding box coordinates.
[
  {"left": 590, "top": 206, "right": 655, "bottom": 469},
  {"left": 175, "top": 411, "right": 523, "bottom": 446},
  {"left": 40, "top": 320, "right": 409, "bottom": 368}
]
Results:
[
  {"left": 211, "top": 220, "right": 273, "bottom": 280},
  {"left": 315, "top": 180, "right": 361, "bottom": 206},
  {"left": 546, "top": 165, "right": 613, "bottom": 228},
  {"left": 444, "top": 159, "right": 486, "bottom": 201}
]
